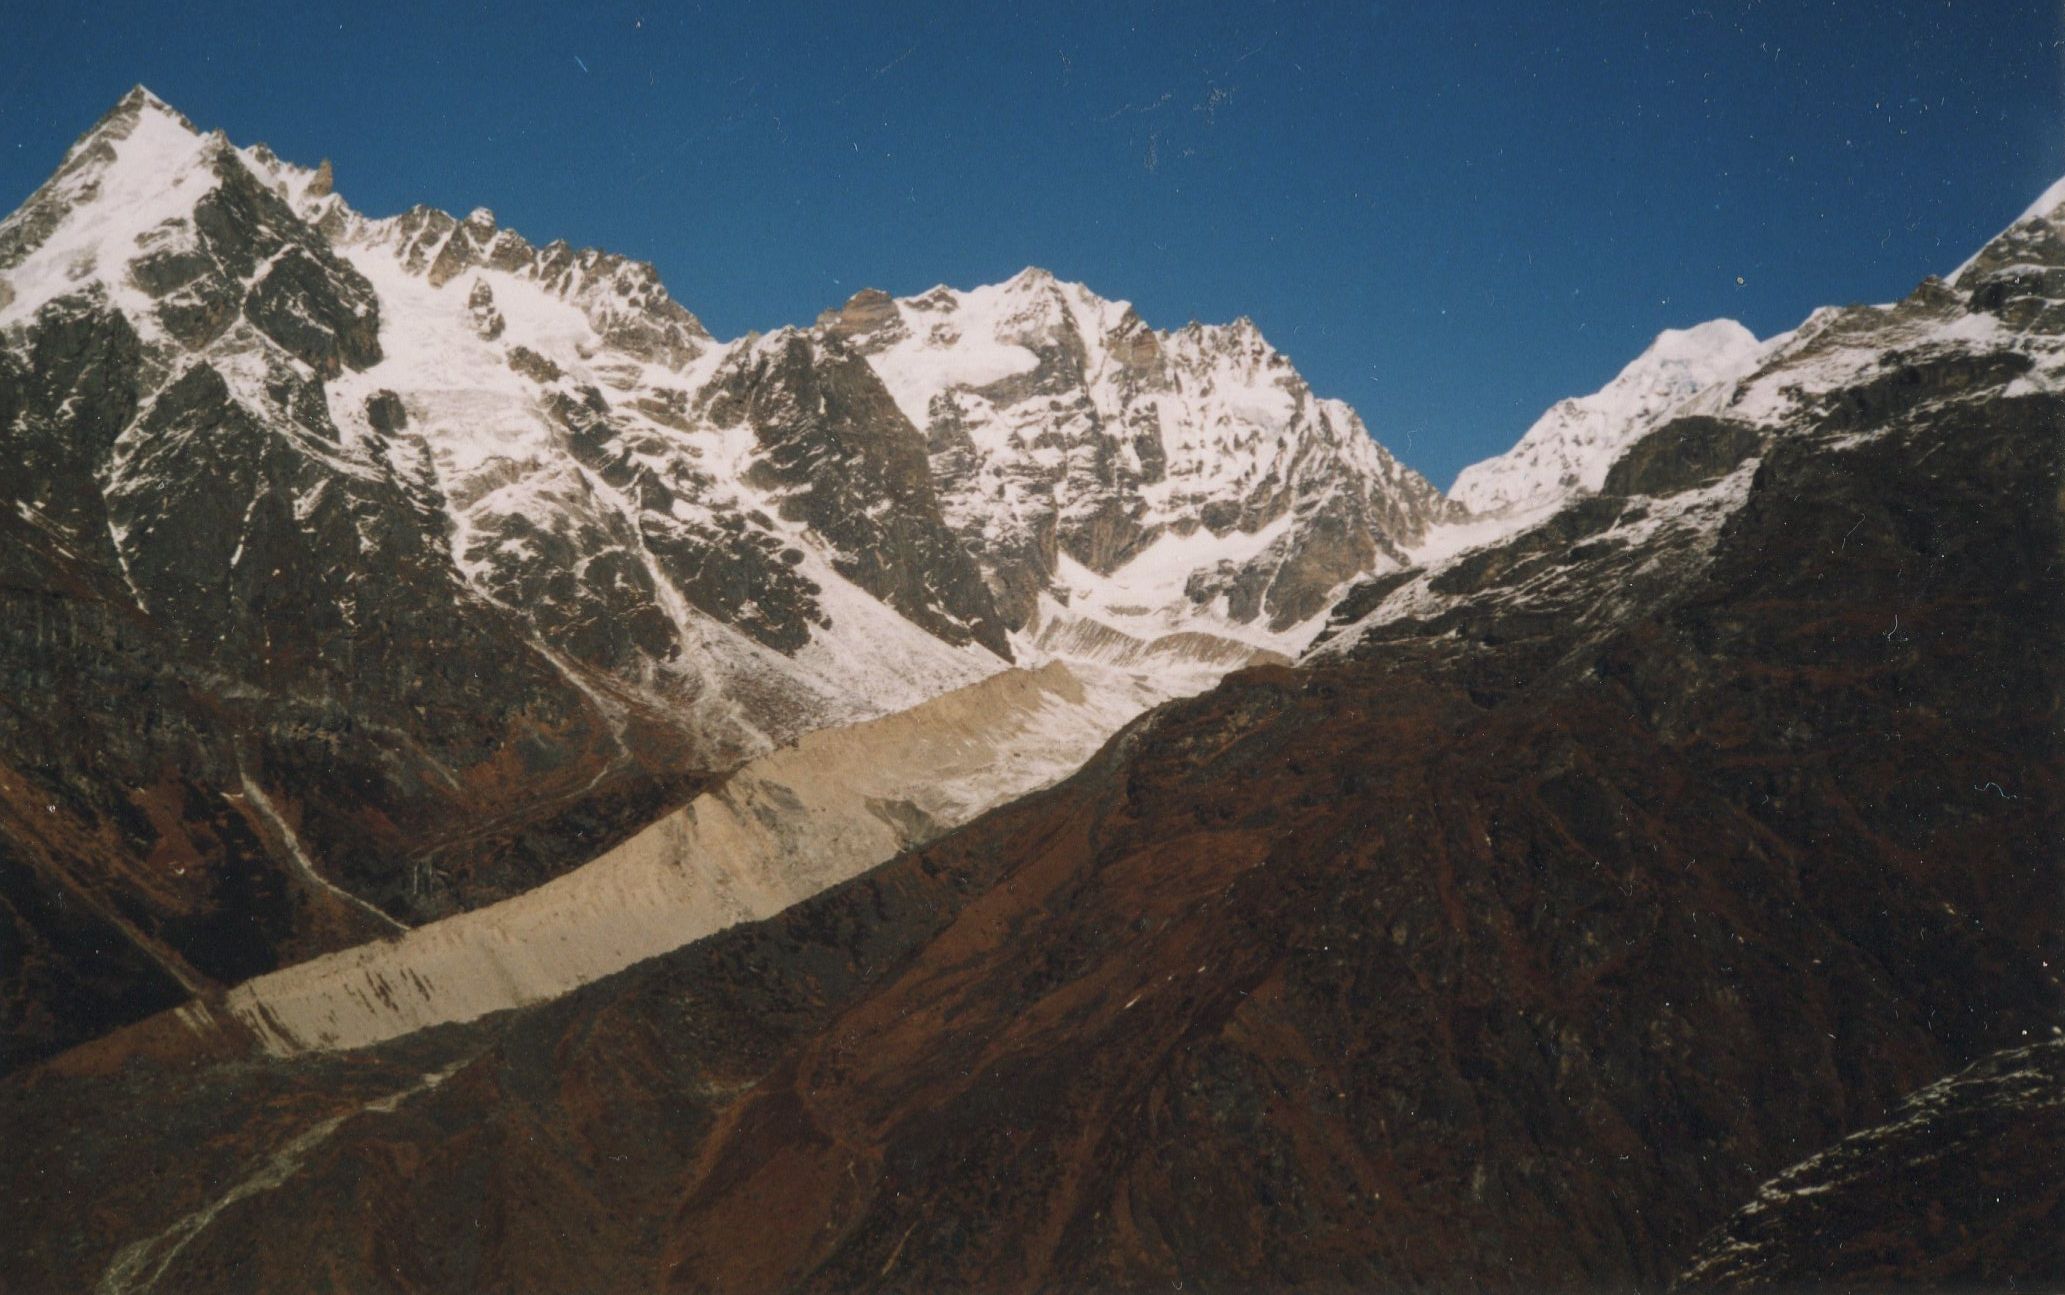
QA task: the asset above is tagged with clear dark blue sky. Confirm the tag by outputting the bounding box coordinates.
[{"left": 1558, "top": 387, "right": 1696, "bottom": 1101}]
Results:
[{"left": 4, "top": 1, "right": 2059, "bottom": 486}]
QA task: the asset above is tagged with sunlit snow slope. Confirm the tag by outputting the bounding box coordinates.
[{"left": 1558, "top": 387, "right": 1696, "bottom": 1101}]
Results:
[
  {"left": 3, "top": 87, "right": 1466, "bottom": 1067},
  {"left": 1447, "top": 320, "right": 1771, "bottom": 519}
]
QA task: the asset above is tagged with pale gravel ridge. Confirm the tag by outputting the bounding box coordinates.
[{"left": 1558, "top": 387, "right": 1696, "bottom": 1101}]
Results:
[{"left": 178, "top": 658, "right": 1221, "bottom": 1057}]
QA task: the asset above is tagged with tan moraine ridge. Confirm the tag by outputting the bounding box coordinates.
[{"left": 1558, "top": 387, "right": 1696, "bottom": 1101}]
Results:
[{"left": 164, "top": 656, "right": 1231, "bottom": 1056}]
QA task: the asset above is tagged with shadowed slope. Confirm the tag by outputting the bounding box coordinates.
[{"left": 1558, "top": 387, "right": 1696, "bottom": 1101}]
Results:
[{"left": 4, "top": 248, "right": 2058, "bottom": 1291}]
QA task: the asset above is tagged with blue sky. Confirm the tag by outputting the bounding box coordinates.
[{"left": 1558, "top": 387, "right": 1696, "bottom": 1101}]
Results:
[{"left": 3, "top": 1, "right": 2059, "bottom": 487}]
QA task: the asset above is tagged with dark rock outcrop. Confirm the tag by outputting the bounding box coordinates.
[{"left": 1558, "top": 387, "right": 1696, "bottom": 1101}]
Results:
[
  {"left": 1675, "top": 1041, "right": 2065, "bottom": 1291},
  {"left": 147, "top": 146, "right": 382, "bottom": 375},
  {"left": 1601, "top": 416, "right": 1765, "bottom": 497},
  {"left": 704, "top": 332, "right": 1013, "bottom": 657}
]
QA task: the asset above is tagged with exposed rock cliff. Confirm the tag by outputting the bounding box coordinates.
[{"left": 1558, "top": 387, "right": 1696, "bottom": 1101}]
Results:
[
  {"left": 0, "top": 88, "right": 1437, "bottom": 1072},
  {"left": 5, "top": 165, "right": 2056, "bottom": 1295}
]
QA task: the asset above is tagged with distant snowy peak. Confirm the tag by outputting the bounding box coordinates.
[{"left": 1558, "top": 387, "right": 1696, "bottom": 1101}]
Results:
[
  {"left": 1447, "top": 318, "right": 1767, "bottom": 517},
  {"left": 1443, "top": 171, "right": 2065, "bottom": 530},
  {"left": 1946, "top": 175, "right": 2065, "bottom": 335},
  {"left": 816, "top": 268, "right": 1452, "bottom": 642},
  {"left": 0, "top": 86, "right": 215, "bottom": 322},
  {"left": 1323, "top": 171, "right": 2065, "bottom": 667}
]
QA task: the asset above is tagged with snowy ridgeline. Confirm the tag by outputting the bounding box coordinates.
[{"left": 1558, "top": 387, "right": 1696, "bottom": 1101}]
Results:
[
  {"left": 7, "top": 91, "right": 2063, "bottom": 693},
  {"left": 1445, "top": 321, "right": 1771, "bottom": 517},
  {"left": 0, "top": 86, "right": 1449, "bottom": 748},
  {"left": 10, "top": 88, "right": 2064, "bottom": 1068}
]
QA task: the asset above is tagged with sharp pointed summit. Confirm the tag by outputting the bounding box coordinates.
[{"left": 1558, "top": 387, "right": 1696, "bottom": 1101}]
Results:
[
  {"left": 0, "top": 91, "right": 1447, "bottom": 1072},
  {"left": 1446, "top": 316, "right": 1771, "bottom": 517},
  {"left": 96, "top": 84, "right": 197, "bottom": 135}
]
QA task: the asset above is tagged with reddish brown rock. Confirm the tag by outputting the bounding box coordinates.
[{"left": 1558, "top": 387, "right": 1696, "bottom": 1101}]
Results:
[
  {"left": 2, "top": 321, "right": 2056, "bottom": 1292},
  {"left": 1676, "top": 1041, "right": 2065, "bottom": 1291}
]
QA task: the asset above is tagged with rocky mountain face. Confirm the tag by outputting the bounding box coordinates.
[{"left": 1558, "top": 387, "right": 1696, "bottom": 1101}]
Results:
[
  {"left": 0, "top": 91, "right": 691, "bottom": 1076},
  {"left": 824, "top": 271, "right": 1454, "bottom": 636},
  {"left": 0, "top": 89, "right": 1445, "bottom": 1074},
  {"left": 3, "top": 149, "right": 2057, "bottom": 1292}
]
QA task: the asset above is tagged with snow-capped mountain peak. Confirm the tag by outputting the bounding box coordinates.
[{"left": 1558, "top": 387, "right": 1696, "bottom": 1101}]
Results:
[
  {"left": 0, "top": 85, "right": 216, "bottom": 324},
  {"left": 1447, "top": 317, "right": 1768, "bottom": 517},
  {"left": 0, "top": 86, "right": 1455, "bottom": 778},
  {"left": 1435, "top": 169, "right": 2065, "bottom": 547},
  {"left": 819, "top": 270, "right": 1451, "bottom": 647}
]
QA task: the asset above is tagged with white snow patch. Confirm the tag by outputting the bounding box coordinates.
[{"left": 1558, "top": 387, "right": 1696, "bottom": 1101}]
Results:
[
  {"left": 0, "top": 93, "right": 217, "bottom": 329},
  {"left": 1449, "top": 319, "right": 1768, "bottom": 517}
]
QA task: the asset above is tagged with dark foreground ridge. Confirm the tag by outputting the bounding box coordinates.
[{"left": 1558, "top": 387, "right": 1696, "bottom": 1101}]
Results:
[{"left": 1675, "top": 1040, "right": 2065, "bottom": 1291}]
